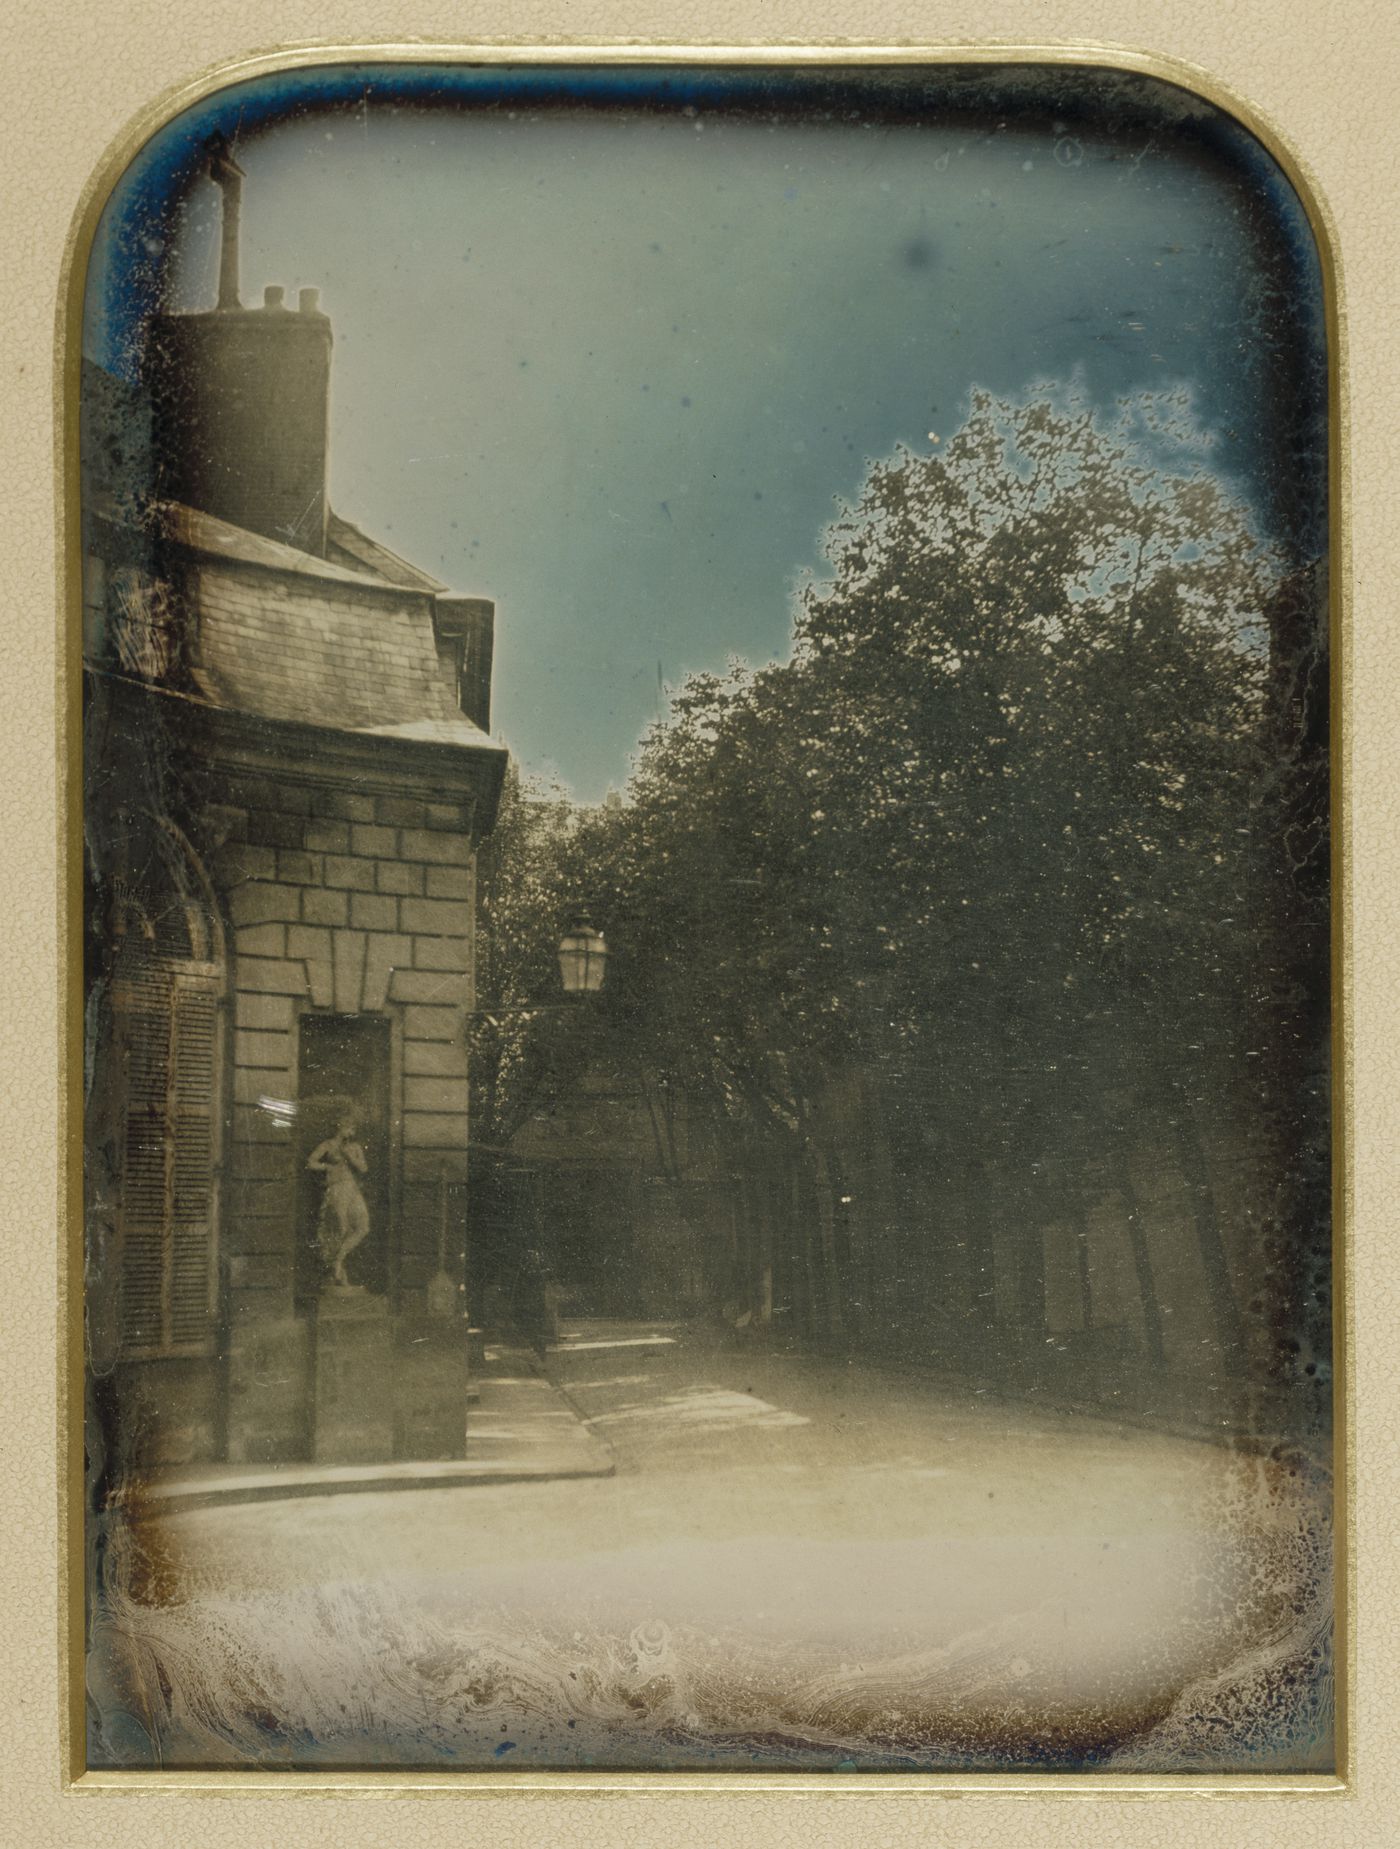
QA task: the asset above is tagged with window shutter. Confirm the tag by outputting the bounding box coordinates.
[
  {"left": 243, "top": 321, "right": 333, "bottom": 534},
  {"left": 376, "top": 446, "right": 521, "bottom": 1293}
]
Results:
[{"left": 115, "top": 957, "right": 221, "bottom": 1359}]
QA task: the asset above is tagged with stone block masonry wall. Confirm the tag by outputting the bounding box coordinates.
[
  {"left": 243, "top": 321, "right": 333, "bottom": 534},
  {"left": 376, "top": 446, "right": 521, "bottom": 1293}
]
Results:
[{"left": 203, "top": 769, "right": 479, "bottom": 1338}]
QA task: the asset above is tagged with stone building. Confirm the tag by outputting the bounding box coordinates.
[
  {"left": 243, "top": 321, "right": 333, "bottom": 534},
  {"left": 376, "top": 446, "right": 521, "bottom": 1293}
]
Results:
[
  {"left": 83, "top": 155, "right": 504, "bottom": 1472},
  {"left": 479, "top": 1065, "right": 714, "bottom": 1323}
]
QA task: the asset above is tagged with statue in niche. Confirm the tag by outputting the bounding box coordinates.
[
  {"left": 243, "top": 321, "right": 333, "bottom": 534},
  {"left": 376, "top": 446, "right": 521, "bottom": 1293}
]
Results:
[{"left": 307, "top": 1108, "right": 371, "bottom": 1289}]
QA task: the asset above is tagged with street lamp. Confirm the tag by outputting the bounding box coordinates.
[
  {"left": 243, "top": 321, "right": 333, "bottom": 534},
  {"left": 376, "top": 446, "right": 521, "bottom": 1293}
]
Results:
[
  {"left": 556, "top": 913, "right": 609, "bottom": 996},
  {"left": 466, "top": 913, "right": 609, "bottom": 1029}
]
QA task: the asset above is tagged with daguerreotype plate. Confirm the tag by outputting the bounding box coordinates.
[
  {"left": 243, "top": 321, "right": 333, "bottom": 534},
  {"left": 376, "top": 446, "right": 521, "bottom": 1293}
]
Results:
[{"left": 72, "top": 48, "right": 1338, "bottom": 1786}]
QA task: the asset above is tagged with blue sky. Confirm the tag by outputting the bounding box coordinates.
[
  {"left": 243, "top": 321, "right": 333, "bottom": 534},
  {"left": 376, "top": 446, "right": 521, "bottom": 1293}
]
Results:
[{"left": 86, "top": 66, "right": 1326, "bottom": 801}]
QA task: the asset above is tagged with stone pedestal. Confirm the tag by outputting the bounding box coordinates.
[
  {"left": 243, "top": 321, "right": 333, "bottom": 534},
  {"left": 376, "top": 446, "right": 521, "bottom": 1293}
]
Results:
[
  {"left": 393, "top": 1315, "right": 469, "bottom": 1460},
  {"left": 313, "top": 1289, "right": 394, "bottom": 1463}
]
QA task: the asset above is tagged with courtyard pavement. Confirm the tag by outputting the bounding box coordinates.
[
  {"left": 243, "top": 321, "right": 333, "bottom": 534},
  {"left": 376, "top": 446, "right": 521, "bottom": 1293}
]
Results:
[{"left": 97, "top": 1316, "right": 1331, "bottom": 1771}]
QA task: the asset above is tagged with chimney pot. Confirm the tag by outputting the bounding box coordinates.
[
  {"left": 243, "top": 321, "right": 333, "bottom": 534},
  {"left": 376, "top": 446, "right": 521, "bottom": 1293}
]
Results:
[
  {"left": 298, "top": 287, "right": 320, "bottom": 316},
  {"left": 263, "top": 285, "right": 286, "bottom": 310}
]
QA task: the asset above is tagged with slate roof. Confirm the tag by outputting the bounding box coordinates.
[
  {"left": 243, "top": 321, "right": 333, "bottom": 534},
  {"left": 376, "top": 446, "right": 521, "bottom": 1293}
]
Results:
[
  {"left": 140, "top": 502, "right": 499, "bottom": 753},
  {"left": 325, "top": 511, "right": 449, "bottom": 594},
  {"left": 156, "top": 502, "right": 399, "bottom": 592},
  {"left": 356, "top": 717, "right": 495, "bottom": 745}
]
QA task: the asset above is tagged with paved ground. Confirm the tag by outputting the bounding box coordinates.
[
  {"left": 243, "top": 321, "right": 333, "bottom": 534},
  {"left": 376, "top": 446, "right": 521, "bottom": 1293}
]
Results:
[{"left": 96, "top": 1318, "right": 1332, "bottom": 1772}]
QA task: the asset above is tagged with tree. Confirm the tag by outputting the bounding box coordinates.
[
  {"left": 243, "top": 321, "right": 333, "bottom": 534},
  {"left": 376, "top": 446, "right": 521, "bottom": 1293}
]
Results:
[
  {"left": 466, "top": 765, "right": 602, "bottom": 1319},
  {"left": 566, "top": 385, "right": 1305, "bottom": 1400},
  {"left": 791, "top": 386, "right": 1281, "bottom": 1374},
  {"left": 468, "top": 762, "right": 584, "bottom": 1150}
]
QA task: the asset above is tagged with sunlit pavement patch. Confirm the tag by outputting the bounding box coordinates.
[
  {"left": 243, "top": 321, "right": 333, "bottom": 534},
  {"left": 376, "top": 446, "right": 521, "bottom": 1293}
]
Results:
[
  {"left": 548, "top": 1335, "right": 680, "bottom": 1353},
  {"left": 585, "top": 1387, "right": 811, "bottom": 1432}
]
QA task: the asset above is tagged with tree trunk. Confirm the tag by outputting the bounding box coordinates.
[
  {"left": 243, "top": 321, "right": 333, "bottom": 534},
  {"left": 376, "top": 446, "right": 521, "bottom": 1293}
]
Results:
[
  {"left": 857, "top": 1074, "right": 898, "bottom": 1334},
  {"left": 809, "top": 1143, "right": 846, "bottom": 1344},
  {"left": 1008, "top": 1173, "right": 1047, "bottom": 1381},
  {"left": 1071, "top": 1203, "right": 1095, "bottom": 1332},
  {"left": 788, "top": 1156, "right": 817, "bottom": 1342},
  {"left": 1111, "top": 1148, "right": 1167, "bottom": 1369},
  {"left": 1170, "top": 1106, "right": 1246, "bottom": 1370},
  {"left": 963, "top": 1160, "right": 997, "bottom": 1347}
]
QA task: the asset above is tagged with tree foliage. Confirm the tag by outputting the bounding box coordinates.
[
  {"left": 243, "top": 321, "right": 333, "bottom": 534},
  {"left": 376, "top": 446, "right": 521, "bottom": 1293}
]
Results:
[
  {"left": 581, "top": 390, "right": 1280, "bottom": 1151},
  {"left": 486, "top": 387, "right": 1325, "bottom": 1406},
  {"left": 470, "top": 763, "right": 585, "bottom": 1152}
]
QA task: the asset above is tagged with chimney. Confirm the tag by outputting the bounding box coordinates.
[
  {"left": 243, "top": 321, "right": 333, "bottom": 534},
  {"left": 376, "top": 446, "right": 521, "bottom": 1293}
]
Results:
[
  {"left": 142, "top": 164, "right": 334, "bottom": 555},
  {"left": 207, "top": 137, "right": 245, "bottom": 312}
]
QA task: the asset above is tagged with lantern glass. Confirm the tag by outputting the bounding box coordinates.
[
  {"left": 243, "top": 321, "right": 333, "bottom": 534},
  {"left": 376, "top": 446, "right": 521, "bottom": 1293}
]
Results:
[{"left": 557, "top": 918, "right": 608, "bottom": 994}]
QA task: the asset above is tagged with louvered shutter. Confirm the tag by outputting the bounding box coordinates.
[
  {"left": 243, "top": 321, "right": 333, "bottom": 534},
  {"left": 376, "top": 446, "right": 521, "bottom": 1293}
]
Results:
[{"left": 115, "top": 957, "right": 221, "bottom": 1359}]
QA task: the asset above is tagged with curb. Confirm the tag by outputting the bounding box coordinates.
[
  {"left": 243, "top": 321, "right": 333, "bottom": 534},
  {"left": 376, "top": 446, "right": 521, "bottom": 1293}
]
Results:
[{"left": 145, "top": 1453, "right": 614, "bottom": 1514}]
